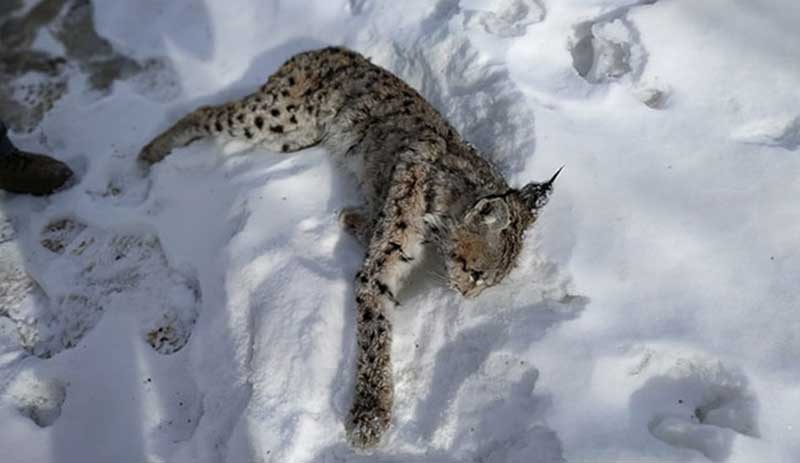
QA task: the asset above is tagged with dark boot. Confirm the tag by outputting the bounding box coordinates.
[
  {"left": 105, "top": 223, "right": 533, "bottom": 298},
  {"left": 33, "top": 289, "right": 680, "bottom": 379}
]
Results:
[{"left": 0, "top": 122, "right": 73, "bottom": 196}]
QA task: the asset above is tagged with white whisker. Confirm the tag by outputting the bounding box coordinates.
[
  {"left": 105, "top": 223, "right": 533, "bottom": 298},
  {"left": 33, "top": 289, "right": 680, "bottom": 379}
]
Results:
[{"left": 427, "top": 269, "right": 449, "bottom": 284}]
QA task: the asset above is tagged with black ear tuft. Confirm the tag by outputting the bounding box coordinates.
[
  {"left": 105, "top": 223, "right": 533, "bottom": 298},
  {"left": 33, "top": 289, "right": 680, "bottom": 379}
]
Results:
[{"left": 520, "top": 165, "right": 564, "bottom": 210}]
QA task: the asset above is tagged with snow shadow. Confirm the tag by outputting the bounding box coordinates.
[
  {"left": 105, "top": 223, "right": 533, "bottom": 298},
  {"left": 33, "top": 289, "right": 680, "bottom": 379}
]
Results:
[
  {"left": 44, "top": 313, "right": 149, "bottom": 463},
  {"left": 356, "top": 0, "right": 539, "bottom": 175},
  {"left": 310, "top": 443, "right": 471, "bottom": 463},
  {"left": 307, "top": 290, "right": 586, "bottom": 461},
  {"left": 412, "top": 298, "right": 582, "bottom": 460},
  {"left": 135, "top": 36, "right": 366, "bottom": 461},
  {"left": 134, "top": 36, "right": 345, "bottom": 461}
]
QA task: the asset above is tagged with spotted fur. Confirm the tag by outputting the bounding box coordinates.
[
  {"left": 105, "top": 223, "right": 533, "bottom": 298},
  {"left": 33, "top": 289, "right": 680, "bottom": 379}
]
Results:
[{"left": 138, "top": 46, "right": 560, "bottom": 449}]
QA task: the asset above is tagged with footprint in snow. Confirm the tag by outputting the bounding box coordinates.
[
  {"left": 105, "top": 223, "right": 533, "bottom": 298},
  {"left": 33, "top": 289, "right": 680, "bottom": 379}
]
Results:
[
  {"left": 84, "top": 168, "right": 154, "bottom": 206},
  {"left": 0, "top": 0, "right": 179, "bottom": 133},
  {"left": 3, "top": 217, "right": 199, "bottom": 358},
  {"left": 455, "top": 353, "right": 563, "bottom": 463},
  {"left": 629, "top": 355, "right": 759, "bottom": 462},
  {"left": 4, "top": 371, "right": 67, "bottom": 427},
  {"left": 732, "top": 115, "right": 800, "bottom": 151},
  {"left": 569, "top": 0, "right": 670, "bottom": 108},
  {"left": 461, "top": 0, "right": 546, "bottom": 38}
]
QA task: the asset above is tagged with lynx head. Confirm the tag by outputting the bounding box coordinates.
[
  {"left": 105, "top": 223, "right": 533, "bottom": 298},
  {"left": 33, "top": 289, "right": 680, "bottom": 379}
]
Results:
[{"left": 429, "top": 166, "right": 563, "bottom": 297}]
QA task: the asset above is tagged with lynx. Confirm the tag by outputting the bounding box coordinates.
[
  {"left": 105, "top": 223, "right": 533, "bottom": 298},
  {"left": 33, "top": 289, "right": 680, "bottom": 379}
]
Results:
[{"left": 138, "top": 46, "right": 561, "bottom": 449}]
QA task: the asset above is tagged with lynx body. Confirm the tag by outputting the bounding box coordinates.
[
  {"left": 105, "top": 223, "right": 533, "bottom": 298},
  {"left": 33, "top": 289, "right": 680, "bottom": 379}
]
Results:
[{"left": 139, "top": 46, "right": 560, "bottom": 448}]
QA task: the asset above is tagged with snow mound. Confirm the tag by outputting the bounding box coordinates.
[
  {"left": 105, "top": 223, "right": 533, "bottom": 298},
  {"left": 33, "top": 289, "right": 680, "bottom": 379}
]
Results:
[{"left": 355, "top": 0, "right": 539, "bottom": 174}]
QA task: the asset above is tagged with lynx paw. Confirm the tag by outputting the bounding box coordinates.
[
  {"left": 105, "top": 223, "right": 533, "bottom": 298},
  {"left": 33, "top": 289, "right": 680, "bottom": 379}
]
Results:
[
  {"left": 338, "top": 207, "right": 373, "bottom": 246},
  {"left": 347, "top": 404, "right": 391, "bottom": 449},
  {"left": 138, "top": 137, "right": 172, "bottom": 165}
]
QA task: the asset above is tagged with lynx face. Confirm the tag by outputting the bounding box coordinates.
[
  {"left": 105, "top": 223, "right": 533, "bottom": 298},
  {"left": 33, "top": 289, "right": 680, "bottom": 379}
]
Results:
[{"left": 437, "top": 194, "right": 534, "bottom": 297}]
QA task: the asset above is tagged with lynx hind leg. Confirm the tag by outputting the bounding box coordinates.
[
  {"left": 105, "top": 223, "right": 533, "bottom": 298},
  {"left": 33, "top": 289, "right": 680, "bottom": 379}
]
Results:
[
  {"left": 138, "top": 106, "right": 215, "bottom": 164},
  {"left": 139, "top": 53, "right": 328, "bottom": 165}
]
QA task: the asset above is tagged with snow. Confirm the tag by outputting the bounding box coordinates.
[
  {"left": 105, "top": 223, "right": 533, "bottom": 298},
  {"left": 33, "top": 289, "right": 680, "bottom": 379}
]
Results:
[{"left": 1, "top": 0, "right": 799, "bottom": 462}]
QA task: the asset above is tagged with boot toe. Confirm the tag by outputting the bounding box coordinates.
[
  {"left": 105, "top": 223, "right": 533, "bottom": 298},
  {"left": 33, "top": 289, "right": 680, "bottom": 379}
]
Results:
[{"left": 0, "top": 151, "right": 75, "bottom": 195}]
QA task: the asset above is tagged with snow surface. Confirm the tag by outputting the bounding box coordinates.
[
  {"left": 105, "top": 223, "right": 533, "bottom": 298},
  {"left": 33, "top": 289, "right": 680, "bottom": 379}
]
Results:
[{"left": 1, "top": 0, "right": 799, "bottom": 462}]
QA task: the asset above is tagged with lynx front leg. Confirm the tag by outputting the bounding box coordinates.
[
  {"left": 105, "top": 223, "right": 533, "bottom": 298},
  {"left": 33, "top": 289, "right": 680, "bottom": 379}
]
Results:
[
  {"left": 348, "top": 162, "right": 428, "bottom": 448},
  {"left": 339, "top": 206, "right": 374, "bottom": 246}
]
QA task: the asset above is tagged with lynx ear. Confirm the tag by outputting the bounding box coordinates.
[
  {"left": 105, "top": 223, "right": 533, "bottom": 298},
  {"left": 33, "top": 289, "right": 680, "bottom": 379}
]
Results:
[
  {"left": 470, "top": 197, "right": 511, "bottom": 230},
  {"left": 520, "top": 165, "right": 564, "bottom": 210}
]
